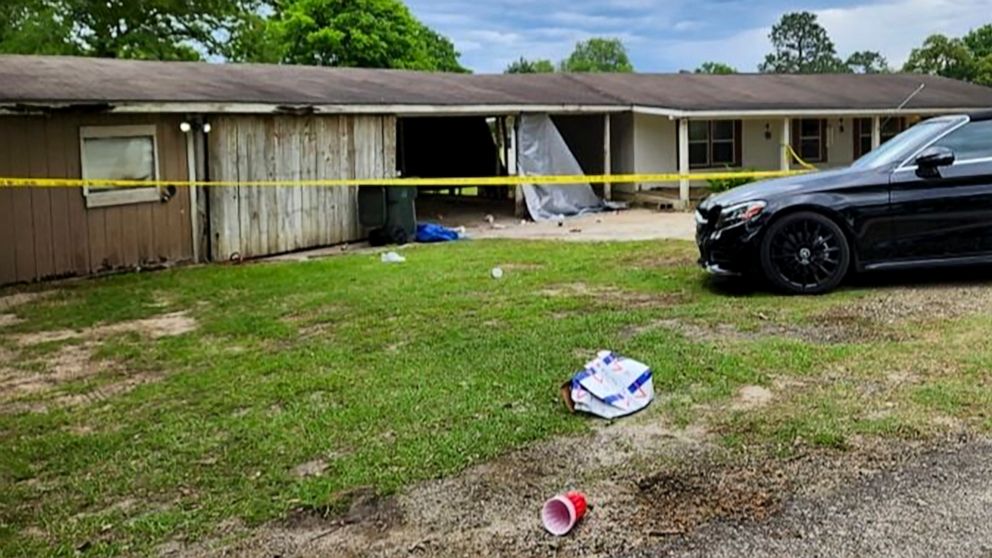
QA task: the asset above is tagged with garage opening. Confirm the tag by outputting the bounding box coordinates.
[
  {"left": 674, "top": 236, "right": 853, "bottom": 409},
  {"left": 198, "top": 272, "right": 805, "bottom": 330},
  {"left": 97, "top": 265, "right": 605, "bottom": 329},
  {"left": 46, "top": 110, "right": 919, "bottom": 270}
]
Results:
[{"left": 397, "top": 113, "right": 620, "bottom": 227}]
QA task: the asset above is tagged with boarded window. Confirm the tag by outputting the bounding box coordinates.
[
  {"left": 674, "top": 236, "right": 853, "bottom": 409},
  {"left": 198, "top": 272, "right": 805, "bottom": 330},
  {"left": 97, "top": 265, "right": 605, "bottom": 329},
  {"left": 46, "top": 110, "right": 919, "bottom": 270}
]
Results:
[
  {"left": 80, "top": 125, "right": 161, "bottom": 208},
  {"left": 687, "top": 120, "right": 741, "bottom": 168}
]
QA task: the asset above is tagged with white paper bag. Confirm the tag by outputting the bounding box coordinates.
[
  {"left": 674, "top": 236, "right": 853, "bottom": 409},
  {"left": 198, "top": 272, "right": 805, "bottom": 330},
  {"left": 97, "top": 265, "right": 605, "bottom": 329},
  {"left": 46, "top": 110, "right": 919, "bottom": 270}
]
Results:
[{"left": 566, "top": 351, "right": 654, "bottom": 419}]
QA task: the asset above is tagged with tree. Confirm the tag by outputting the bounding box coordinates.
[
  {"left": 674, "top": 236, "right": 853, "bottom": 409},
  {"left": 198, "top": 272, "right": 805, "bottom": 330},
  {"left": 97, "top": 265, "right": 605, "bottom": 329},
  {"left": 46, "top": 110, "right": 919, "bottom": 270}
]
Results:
[
  {"left": 759, "top": 12, "right": 848, "bottom": 73},
  {"left": 963, "top": 24, "right": 992, "bottom": 58},
  {"left": 273, "top": 0, "right": 466, "bottom": 71},
  {"left": 560, "top": 38, "right": 633, "bottom": 73},
  {"left": 0, "top": 0, "right": 264, "bottom": 60},
  {"left": 505, "top": 57, "right": 555, "bottom": 74},
  {"left": 845, "top": 50, "right": 889, "bottom": 73},
  {"left": 902, "top": 34, "right": 975, "bottom": 81},
  {"left": 695, "top": 61, "right": 736, "bottom": 74},
  {"left": 0, "top": 1, "right": 75, "bottom": 55}
]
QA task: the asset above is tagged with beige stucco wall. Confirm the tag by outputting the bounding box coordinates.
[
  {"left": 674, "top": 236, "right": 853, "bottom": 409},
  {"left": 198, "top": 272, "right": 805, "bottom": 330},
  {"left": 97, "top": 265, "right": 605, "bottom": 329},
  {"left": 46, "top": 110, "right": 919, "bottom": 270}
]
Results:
[
  {"left": 631, "top": 113, "right": 677, "bottom": 192},
  {"left": 825, "top": 119, "right": 855, "bottom": 167},
  {"left": 742, "top": 119, "right": 782, "bottom": 170},
  {"left": 619, "top": 114, "right": 910, "bottom": 194}
]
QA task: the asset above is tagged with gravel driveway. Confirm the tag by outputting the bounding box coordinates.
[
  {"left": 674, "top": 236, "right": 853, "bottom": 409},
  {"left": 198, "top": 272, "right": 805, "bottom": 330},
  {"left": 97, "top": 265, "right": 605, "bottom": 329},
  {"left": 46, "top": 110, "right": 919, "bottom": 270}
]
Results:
[{"left": 627, "top": 439, "right": 992, "bottom": 558}]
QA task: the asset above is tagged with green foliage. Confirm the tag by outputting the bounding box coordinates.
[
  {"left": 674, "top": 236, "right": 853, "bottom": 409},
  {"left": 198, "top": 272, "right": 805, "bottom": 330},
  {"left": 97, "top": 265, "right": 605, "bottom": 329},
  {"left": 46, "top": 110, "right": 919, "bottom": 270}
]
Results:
[
  {"left": 706, "top": 170, "right": 756, "bottom": 193},
  {"left": 560, "top": 37, "right": 633, "bottom": 73},
  {"left": 845, "top": 50, "right": 889, "bottom": 73},
  {"left": 903, "top": 34, "right": 976, "bottom": 80},
  {"left": 505, "top": 57, "right": 555, "bottom": 74},
  {"left": 759, "top": 12, "right": 849, "bottom": 73},
  {"left": 964, "top": 24, "right": 992, "bottom": 58},
  {"left": 273, "top": 0, "right": 466, "bottom": 71},
  {"left": 0, "top": 0, "right": 264, "bottom": 60},
  {"left": 904, "top": 29, "right": 992, "bottom": 86},
  {"left": 695, "top": 61, "right": 737, "bottom": 74}
]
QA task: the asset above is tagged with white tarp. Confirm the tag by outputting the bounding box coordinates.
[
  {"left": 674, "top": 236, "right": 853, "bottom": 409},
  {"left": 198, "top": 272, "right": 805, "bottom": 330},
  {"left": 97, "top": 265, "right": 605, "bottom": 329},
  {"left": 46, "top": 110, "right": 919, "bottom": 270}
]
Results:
[
  {"left": 567, "top": 351, "right": 654, "bottom": 419},
  {"left": 517, "top": 114, "right": 607, "bottom": 222}
]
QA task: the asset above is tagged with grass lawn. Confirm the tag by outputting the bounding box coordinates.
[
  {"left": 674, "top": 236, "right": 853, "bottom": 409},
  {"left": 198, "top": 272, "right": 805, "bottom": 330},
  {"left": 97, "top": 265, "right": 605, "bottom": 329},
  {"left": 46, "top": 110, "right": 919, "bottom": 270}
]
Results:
[{"left": 2, "top": 239, "right": 992, "bottom": 556}]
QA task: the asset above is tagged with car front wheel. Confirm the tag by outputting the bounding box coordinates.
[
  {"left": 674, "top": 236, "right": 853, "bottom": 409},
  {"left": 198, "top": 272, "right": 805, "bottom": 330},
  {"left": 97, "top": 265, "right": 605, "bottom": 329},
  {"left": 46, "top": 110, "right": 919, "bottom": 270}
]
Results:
[{"left": 759, "top": 211, "right": 850, "bottom": 295}]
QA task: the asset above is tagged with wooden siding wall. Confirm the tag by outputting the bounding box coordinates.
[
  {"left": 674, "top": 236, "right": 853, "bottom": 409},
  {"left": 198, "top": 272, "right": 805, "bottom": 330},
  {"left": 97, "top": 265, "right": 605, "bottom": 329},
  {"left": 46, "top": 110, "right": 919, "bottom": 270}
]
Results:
[
  {"left": 0, "top": 114, "right": 193, "bottom": 285},
  {"left": 207, "top": 115, "right": 396, "bottom": 260}
]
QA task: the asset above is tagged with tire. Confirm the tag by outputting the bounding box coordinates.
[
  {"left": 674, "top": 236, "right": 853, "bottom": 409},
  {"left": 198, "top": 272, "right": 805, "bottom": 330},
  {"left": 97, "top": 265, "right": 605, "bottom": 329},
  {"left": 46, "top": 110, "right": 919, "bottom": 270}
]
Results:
[{"left": 759, "top": 211, "right": 850, "bottom": 295}]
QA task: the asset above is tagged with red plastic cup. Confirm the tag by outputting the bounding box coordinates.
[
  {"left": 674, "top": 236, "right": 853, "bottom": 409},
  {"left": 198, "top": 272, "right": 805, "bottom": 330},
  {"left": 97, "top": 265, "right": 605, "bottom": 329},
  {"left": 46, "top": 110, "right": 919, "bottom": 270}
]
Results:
[{"left": 541, "top": 491, "right": 588, "bottom": 536}]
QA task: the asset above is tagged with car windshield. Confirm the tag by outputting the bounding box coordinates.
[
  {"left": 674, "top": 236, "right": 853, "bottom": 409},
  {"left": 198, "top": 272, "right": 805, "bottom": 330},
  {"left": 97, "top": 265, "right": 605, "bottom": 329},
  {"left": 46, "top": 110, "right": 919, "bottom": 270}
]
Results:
[{"left": 850, "top": 117, "right": 964, "bottom": 170}]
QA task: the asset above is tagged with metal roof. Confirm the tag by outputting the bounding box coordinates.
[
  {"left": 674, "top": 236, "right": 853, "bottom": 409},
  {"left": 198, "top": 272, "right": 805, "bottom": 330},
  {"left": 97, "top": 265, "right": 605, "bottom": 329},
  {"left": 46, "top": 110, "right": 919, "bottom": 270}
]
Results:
[{"left": 1, "top": 55, "right": 991, "bottom": 115}]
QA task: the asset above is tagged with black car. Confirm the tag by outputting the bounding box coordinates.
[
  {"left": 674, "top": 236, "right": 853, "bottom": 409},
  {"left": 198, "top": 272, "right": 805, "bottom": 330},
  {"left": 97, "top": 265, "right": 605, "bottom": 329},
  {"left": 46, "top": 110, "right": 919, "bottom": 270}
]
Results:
[{"left": 697, "top": 111, "right": 992, "bottom": 294}]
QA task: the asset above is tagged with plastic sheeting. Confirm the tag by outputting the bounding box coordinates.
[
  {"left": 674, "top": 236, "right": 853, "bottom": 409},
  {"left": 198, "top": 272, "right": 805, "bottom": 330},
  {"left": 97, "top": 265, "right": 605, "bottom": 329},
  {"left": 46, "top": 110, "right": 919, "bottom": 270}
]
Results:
[{"left": 517, "top": 114, "right": 606, "bottom": 222}]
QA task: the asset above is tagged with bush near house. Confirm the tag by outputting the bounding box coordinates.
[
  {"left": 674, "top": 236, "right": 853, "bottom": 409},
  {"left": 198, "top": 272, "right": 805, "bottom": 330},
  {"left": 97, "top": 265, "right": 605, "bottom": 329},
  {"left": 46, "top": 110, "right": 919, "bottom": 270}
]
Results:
[{"left": 707, "top": 169, "right": 757, "bottom": 193}]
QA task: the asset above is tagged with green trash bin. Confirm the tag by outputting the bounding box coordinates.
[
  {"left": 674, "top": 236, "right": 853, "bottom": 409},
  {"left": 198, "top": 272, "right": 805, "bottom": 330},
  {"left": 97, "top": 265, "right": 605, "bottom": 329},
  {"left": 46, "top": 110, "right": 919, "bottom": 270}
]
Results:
[{"left": 358, "top": 186, "right": 417, "bottom": 245}]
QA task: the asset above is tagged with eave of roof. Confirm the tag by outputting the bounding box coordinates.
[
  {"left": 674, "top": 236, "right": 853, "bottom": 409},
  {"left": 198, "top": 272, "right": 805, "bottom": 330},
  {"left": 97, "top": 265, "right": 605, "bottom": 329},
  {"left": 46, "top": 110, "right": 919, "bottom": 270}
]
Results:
[{"left": 1, "top": 55, "right": 992, "bottom": 115}]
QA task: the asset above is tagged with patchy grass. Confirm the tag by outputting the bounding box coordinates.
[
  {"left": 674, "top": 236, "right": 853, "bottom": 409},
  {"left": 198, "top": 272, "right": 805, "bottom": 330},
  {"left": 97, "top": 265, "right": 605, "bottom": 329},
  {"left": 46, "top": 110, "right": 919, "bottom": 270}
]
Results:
[{"left": 2, "top": 239, "right": 992, "bottom": 556}]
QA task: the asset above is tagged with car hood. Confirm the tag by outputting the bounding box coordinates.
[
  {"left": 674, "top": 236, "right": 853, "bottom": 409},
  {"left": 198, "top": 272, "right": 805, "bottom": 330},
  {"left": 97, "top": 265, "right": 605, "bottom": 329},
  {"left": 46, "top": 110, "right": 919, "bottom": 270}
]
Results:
[{"left": 700, "top": 166, "right": 877, "bottom": 209}]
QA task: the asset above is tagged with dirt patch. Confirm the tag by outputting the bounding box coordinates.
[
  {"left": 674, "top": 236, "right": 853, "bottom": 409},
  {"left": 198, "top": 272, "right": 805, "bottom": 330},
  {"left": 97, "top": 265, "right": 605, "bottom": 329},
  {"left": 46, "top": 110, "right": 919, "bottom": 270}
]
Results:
[
  {"left": 497, "top": 263, "right": 545, "bottom": 272},
  {"left": 823, "top": 284, "right": 992, "bottom": 326},
  {"left": 0, "top": 313, "right": 24, "bottom": 327},
  {"left": 194, "top": 415, "right": 959, "bottom": 558},
  {"left": 540, "top": 283, "right": 686, "bottom": 309},
  {"left": 201, "top": 412, "right": 710, "bottom": 558},
  {"left": 636, "top": 460, "right": 783, "bottom": 533},
  {"left": 733, "top": 385, "right": 774, "bottom": 410},
  {"left": 96, "top": 312, "right": 197, "bottom": 339},
  {"left": 293, "top": 459, "right": 329, "bottom": 478},
  {"left": 627, "top": 317, "right": 891, "bottom": 345},
  {"left": 0, "top": 311, "right": 197, "bottom": 413},
  {"left": 0, "top": 291, "right": 56, "bottom": 312},
  {"left": 12, "top": 329, "right": 79, "bottom": 346},
  {"left": 11, "top": 311, "right": 197, "bottom": 347}
]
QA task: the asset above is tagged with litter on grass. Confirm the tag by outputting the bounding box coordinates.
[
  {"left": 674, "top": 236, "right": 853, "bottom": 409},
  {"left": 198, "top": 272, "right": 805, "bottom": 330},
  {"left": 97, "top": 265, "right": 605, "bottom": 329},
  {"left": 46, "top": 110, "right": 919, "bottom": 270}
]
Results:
[
  {"left": 380, "top": 252, "right": 407, "bottom": 263},
  {"left": 561, "top": 351, "right": 654, "bottom": 419},
  {"left": 542, "top": 491, "right": 588, "bottom": 536},
  {"left": 416, "top": 223, "right": 463, "bottom": 243}
]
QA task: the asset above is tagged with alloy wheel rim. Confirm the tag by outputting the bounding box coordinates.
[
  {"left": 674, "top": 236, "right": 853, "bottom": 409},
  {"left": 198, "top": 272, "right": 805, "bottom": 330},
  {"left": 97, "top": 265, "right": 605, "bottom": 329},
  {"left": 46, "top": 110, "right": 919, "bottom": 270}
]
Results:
[{"left": 769, "top": 219, "right": 842, "bottom": 290}]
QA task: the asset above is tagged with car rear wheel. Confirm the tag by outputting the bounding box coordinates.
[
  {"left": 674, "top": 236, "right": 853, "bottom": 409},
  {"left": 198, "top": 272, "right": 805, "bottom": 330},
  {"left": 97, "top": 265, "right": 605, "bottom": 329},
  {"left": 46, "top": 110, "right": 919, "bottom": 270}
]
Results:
[{"left": 760, "top": 212, "right": 850, "bottom": 295}]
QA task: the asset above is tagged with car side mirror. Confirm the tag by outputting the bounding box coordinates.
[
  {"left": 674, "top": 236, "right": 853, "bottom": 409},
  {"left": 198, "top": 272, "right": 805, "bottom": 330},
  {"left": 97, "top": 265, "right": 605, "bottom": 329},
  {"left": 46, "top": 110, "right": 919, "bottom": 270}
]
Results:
[{"left": 915, "top": 146, "right": 955, "bottom": 178}]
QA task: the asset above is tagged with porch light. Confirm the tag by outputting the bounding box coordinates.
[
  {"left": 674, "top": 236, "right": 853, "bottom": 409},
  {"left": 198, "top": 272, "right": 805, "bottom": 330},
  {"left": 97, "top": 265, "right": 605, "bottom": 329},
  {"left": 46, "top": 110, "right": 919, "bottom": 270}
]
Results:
[{"left": 179, "top": 121, "right": 192, "bottom": 133}]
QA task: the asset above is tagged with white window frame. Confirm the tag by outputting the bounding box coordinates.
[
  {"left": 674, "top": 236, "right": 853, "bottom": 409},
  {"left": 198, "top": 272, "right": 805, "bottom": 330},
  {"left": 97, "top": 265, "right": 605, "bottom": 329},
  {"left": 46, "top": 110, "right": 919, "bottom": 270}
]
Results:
[{"left": 80, "top": 125, "right": 161, "bottom": 208}]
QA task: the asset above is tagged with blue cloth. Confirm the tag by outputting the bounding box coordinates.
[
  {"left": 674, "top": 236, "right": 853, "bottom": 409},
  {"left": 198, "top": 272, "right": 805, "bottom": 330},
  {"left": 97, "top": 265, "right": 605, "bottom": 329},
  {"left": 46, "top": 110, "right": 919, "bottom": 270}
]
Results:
[{"left": 416, "top": 223, "right": 461, "bottom": 243}]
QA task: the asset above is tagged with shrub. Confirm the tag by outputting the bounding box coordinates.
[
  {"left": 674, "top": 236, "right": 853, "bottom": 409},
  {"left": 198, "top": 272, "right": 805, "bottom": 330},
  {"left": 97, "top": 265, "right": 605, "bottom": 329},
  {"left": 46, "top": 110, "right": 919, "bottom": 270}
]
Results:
[{"left": 706, "top": 168, "right": 757, "bottom": 193}]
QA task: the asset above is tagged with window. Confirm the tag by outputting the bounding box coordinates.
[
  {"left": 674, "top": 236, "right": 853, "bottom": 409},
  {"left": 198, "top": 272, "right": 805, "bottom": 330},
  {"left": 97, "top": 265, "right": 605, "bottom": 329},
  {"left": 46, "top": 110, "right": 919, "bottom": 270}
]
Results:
[
  {"left": 853, "top": 118, "right": 905, "bottom": 159},
  {"left": 933, "top": 119, "right": 992, "bottom": 162},
  {"left": 80, "top": 125, "right": 161, "bottom": 208},
  {"left": 687, "top": 120, "right": 741, "bottom": 168},
  {"left": 793, "top": 119, "right": 826, "bottom": 163}
]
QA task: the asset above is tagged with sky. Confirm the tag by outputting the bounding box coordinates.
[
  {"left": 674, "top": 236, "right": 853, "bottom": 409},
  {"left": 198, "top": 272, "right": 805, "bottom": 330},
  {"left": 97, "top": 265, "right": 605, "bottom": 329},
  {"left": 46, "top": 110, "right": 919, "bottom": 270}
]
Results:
[{"left": 405, "top": 0, "right": 992, "bottom": 74}]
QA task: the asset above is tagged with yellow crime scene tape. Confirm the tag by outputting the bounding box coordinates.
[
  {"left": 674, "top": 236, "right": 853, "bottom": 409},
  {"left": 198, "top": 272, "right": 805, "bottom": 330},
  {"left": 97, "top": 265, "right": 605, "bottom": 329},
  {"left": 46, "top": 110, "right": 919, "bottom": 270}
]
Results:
[
  {"left": 0, "top": 143, "right": 816, "bottom": 188},
  {"left": 0, "top": 169, "right": 810, "bottom": 189}
]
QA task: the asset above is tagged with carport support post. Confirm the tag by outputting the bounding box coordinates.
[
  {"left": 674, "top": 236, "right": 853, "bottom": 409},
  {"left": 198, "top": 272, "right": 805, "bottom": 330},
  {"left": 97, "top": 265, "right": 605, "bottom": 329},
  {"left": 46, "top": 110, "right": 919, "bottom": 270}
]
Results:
[
  {"left": 871, "top": 116, "right": 882, "bottom": 150},
  {"left": 677, "top": 118, "right": 690, "bottom": 209},
  {"left": 780, "top": 118, "right": 791, "bottom": 171},
  {"left": 603, "top": 114, "right": 612, "bottom": 201}
]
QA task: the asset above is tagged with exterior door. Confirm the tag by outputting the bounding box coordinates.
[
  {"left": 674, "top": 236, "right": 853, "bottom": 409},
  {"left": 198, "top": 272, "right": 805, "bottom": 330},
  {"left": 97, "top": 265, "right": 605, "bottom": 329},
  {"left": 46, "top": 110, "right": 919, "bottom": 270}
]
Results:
[{"left": 888, "top": 119, "right": 992, "bottom": 262}]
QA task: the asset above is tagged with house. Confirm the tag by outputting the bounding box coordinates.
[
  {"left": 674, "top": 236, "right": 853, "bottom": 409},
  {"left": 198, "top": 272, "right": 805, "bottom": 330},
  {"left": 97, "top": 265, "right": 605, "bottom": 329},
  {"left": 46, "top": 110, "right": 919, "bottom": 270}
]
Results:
[{"left": 1, "top": 55, "right": 991, "bottom": 286}]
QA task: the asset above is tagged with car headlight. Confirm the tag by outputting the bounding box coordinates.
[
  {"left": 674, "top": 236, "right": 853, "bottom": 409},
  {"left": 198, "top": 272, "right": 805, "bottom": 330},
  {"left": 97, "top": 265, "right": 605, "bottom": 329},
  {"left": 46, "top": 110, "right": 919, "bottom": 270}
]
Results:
[{"left": 715, "top": 201, "right": 766, "bottom": 230}]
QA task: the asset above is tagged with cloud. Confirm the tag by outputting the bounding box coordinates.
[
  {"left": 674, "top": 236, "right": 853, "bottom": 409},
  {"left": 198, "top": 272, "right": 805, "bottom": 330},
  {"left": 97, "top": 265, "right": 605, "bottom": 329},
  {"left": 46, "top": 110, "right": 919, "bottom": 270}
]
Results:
[
  {"left": 816, "top": 0, "right": 991, "bottom": 68},
  {"left": 406, "top": 0, "right": 992, "bottom": 73}
]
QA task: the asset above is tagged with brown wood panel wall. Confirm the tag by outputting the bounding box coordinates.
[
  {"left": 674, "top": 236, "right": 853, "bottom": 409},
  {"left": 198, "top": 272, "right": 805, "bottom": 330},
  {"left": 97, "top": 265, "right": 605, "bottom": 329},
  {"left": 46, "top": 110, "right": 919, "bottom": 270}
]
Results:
[
  {"left": 207, "top": 114, "right": 396, "bottom": 261},
  {"left": 0, "top": 113, "right": 193, "bottom": 285}
]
